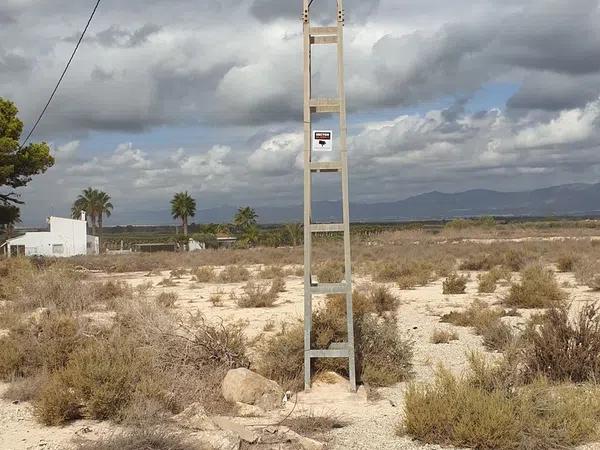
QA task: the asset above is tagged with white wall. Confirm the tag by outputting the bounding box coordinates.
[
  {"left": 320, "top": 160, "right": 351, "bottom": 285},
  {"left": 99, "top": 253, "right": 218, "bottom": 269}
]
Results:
[
  {"left": 6, "top": 216, "right": 89, "bottom": 257},
  {"left": 49, "top": 216, "right": 87, "bottom": 256}
]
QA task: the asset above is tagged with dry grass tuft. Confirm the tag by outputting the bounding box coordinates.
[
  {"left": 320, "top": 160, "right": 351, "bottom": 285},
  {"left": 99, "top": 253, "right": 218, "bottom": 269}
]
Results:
[
  {"left": 155, "top": 292, "right": 177, "bottom": 308},
  {"left": 403, "top": 366, "right": 600, "bottom": 450},
  {"left": 217, "top": 265, "right": 250, "bottom": 283},
  {"left": 431, "top": 329, "right": 459, "bottom": 344},
  {"left": 259, "top": 265, "right": 284, "bottom": 279},
  {"left": 234, "top": 281, "right": 278, "bottom": 308},
  {"left": 442, "top": 273, "right": 468, "bottom": 295},
  {"left": 557, "top": 254, "right": 578, "bottom": 272},
  {"left": 75, "top": 428, "right": 197, "bottom": 450},
  {"left": 441, "top": 300, "right": 514, "bottom": 351},
  {"left": 522, "top": 303, "right": 600, "bottom": 383},
  {"left": 315, "top": 261, "right": 345, "bottom": 283},
  {"left": 504, "top": 265, "right": 566, "bottom": 308},
  {"left": 190, "top": 266, "right": 216, "bottom": 283},
  {"left": 208, "top": 290, "right": 225, "bottom": 307}
]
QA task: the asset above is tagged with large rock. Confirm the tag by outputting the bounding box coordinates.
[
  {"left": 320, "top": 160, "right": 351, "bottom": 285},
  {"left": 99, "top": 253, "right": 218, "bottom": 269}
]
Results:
[
  {"left": 212, "top": 416, "right": 259, "bottom": 443},
  {"left": 198, "top": 430, "right": 241, "bottom": 450},
  {"left": 222, "top": 368, "right": 284, "bottom": 411}
]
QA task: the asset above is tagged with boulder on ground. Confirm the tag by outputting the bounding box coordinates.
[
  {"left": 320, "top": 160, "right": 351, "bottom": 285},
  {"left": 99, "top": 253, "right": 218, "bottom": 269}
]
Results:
[
  {"left": 172, "top": 402, "right": 218, "bottom": 431},
  {"left": 233, "top": 401, "right": 264, "bottom": 417},
  {"left": 265, "top": 425, "right": 325, "bottom": 450},
  {"left": 198, "top": 430, "right": 241, "bottom": 450},
  {"left": 222, "top": 368, "right": 284, "bottom": 411},
  {"left": 212, "top": 416, "right": 259, "bottom": 443}
]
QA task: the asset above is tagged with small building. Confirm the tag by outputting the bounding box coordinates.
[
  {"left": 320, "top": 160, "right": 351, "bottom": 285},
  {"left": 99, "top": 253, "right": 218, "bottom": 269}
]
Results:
[
  {"left": 1, "top": 213, "right": 99, "bottom": 258},
  {"left": 217, "top": 236, "right": 238, "bottom": 248}
]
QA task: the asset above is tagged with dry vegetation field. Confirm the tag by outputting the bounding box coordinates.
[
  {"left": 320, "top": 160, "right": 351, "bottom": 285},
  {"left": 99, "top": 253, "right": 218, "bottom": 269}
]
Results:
[{"left": 3, "top": 224, "right": 600, "bottom": 449}]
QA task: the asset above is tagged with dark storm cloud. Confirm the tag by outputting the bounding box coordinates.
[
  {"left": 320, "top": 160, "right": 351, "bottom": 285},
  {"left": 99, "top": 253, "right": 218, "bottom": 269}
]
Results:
[{"left": 507, "top": 73, "right": 600, "bottom": 112}]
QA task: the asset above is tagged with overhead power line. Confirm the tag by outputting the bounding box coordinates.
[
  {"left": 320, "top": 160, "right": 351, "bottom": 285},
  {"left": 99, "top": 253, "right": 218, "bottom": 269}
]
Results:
[{"left": 19, "top": 0, "right": 102, "bottom": 150}]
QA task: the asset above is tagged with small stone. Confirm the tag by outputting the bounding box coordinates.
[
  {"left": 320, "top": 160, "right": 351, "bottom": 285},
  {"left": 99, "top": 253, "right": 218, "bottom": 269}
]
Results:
[{"left": 356, "top": 385, "right": 368, "bottom": 401}]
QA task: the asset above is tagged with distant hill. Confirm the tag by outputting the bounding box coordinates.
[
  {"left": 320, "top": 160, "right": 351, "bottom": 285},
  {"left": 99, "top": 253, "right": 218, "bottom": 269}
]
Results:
[{"left": 112, "top": 183, "right": 600, "bottom": 225}]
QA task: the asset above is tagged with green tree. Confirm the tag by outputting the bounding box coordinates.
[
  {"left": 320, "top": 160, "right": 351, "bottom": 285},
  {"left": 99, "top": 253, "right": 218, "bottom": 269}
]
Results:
[
  {"left": 0, "top": 98, "right": 54, "bottom": 218},
  {"left": 0, "top": 204, "right": 21, "bottom": 238},
  {"left": 171, "top": 191, "right": 196, "bottom": 236},
  {"left": 72, "top": 187, "right": 113, "bottom": 239}
]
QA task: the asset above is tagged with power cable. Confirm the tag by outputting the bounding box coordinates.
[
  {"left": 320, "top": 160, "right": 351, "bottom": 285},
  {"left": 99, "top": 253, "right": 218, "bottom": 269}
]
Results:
[{"left": 19, "top": 0, "right": 102, "bottom": 150}]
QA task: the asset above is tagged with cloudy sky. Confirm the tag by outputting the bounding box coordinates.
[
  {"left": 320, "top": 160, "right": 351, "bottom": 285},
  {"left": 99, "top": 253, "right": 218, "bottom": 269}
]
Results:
[{"left": 3, "top": 0, "right": 600, "bottom": 225}]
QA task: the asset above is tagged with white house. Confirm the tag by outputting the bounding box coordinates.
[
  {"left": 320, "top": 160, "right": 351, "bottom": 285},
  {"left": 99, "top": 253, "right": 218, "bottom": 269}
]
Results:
[{"left": 1, "top": 213, "right": 99, "bottom": 258}]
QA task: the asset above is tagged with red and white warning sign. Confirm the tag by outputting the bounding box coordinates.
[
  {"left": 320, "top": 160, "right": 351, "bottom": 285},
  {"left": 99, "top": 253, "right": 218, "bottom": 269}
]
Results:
[{"left": 312, "top": 130, "right": 333, "bottom": 152}]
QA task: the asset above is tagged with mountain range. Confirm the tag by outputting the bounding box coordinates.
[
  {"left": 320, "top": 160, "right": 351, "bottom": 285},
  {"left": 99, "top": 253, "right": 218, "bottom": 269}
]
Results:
[{"left": 112, "top": 182, "right": 600, "bottom": 225}]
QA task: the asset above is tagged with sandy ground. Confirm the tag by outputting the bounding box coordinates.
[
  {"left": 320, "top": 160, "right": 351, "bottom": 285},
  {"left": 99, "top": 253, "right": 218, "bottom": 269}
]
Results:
[{"left": 2, "top": 264, "right": 600, "bottom": 449}]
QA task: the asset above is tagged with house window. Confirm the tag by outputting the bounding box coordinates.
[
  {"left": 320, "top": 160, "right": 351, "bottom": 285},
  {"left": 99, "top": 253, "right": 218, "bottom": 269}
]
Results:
[{"left": 52, "top": 244, "right": 64, "bottom": 254}]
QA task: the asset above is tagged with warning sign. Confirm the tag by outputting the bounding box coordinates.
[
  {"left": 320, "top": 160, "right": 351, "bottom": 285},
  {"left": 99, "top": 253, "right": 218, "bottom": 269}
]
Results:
[{"left": 313, "top": 130, "right": 333, "bottom": 152}]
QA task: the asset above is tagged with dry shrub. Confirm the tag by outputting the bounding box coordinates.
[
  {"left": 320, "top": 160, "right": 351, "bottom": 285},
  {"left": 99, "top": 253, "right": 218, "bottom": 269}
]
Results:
[
  {"left": 256, "top": 321, "right": 304, "bottom": 391},
  {"left": 478, "top": 266, "right": 513, "bottom": 293},
  {"left": 257, "top": 290, "right": 413, "bottom": 389},
  {"left": 217, "top": 265, "right": 250, "bottom": 283},
  {"left": 403, "top": 367, "right": 600, "bottom": 450},
  {"left": 478, "top": 271, "right": 498, "bottom": 293},
  {"left": 375, "top": 261, "right": 434, "bottom": 289},
  {"left": 574, "top": 258, "right": 600, "bottom": 290},
  {"left": 155, "top": 292, "right": 177, "bottom": 308},
  {"left": 169, "top": 268, "right": 188, "bottom": 279},
  {"left": 1, "top": 374, "right": 47, "bottom": 402},
  {"left": 557, "top": 254, "right": 578, "bottom": 272},
  {"left": 209, "top": 290, "right": 224, "bottom": 307},
  {"left": 442, "top": 273, "right": 468, "bottom": 295},
  {"left": 157, "top": 277, "right": 176, "bottom": 287},
  {"left": 504, "top": 265, "right": 566, "bottom": 308},
  {"left": 459, "top": 247, "right": 530, "bottom": 272},
  {"left": 522, "top": 304, "right": 600, "bottom": 383},
  {"left": 431, "top": 329, "right": 458, "bottom": 344},
  {"left": 191, "top": 266, "right": 216, "bottom": 283},
  {"left": 75, "top": 428, "right": 197, "bottom": 450},
  {"left": 0, "top": 313, "right": 85, "bottom": 380},
  {"left": 259, "top": 265, "right": 284, "bottom": 279},
  {"left": 350, "top": 283, "right": 399, "bottom": 314},
  {"left": 315, "top": 261, "right": 345, "bottom": 283},
  {"left": 270, "top": 276, "right": 286, "bottom": 294},
  {"left": 441, "top": 300, "right": 514, "bottom": 351},
  {"left": 234, "top": 281, "right": 278, "bottom": 308},
  {"left": 35, "top": 331, "right": 164, "bottom": 425},
  {"left": 92, "top": 281, "right": 132, "bottom": 304}
]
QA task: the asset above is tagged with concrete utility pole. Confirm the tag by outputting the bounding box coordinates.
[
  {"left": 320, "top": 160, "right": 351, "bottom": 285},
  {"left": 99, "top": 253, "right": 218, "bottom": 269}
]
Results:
[{"left": 302, "top": 0, "right": 356, "bottom": 392}]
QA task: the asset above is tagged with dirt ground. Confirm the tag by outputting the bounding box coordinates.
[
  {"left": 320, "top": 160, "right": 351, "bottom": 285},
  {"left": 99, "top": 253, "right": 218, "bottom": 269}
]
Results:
[{"left": 2, "top": 261, "right": 600, "bottom": 450}]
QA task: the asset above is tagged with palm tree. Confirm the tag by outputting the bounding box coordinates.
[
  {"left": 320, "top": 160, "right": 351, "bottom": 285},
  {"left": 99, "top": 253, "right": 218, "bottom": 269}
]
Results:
[
  {"left": 72, "top": 187, "right": 113, "bottom": 239},
  {"left": 285, "top": 223, "right": 303, "bottom": 246},
  {"left": 171, "top": 192, "right": 196, "bottom": 236},
  {"left": 234, "top": 206, "right": 258, "bottom": 231}
]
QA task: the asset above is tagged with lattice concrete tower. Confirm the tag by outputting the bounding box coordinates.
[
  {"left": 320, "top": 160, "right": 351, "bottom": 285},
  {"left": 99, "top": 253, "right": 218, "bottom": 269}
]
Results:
[{"left": 302, "top": 0, "right": 356, "bottom": 392}]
